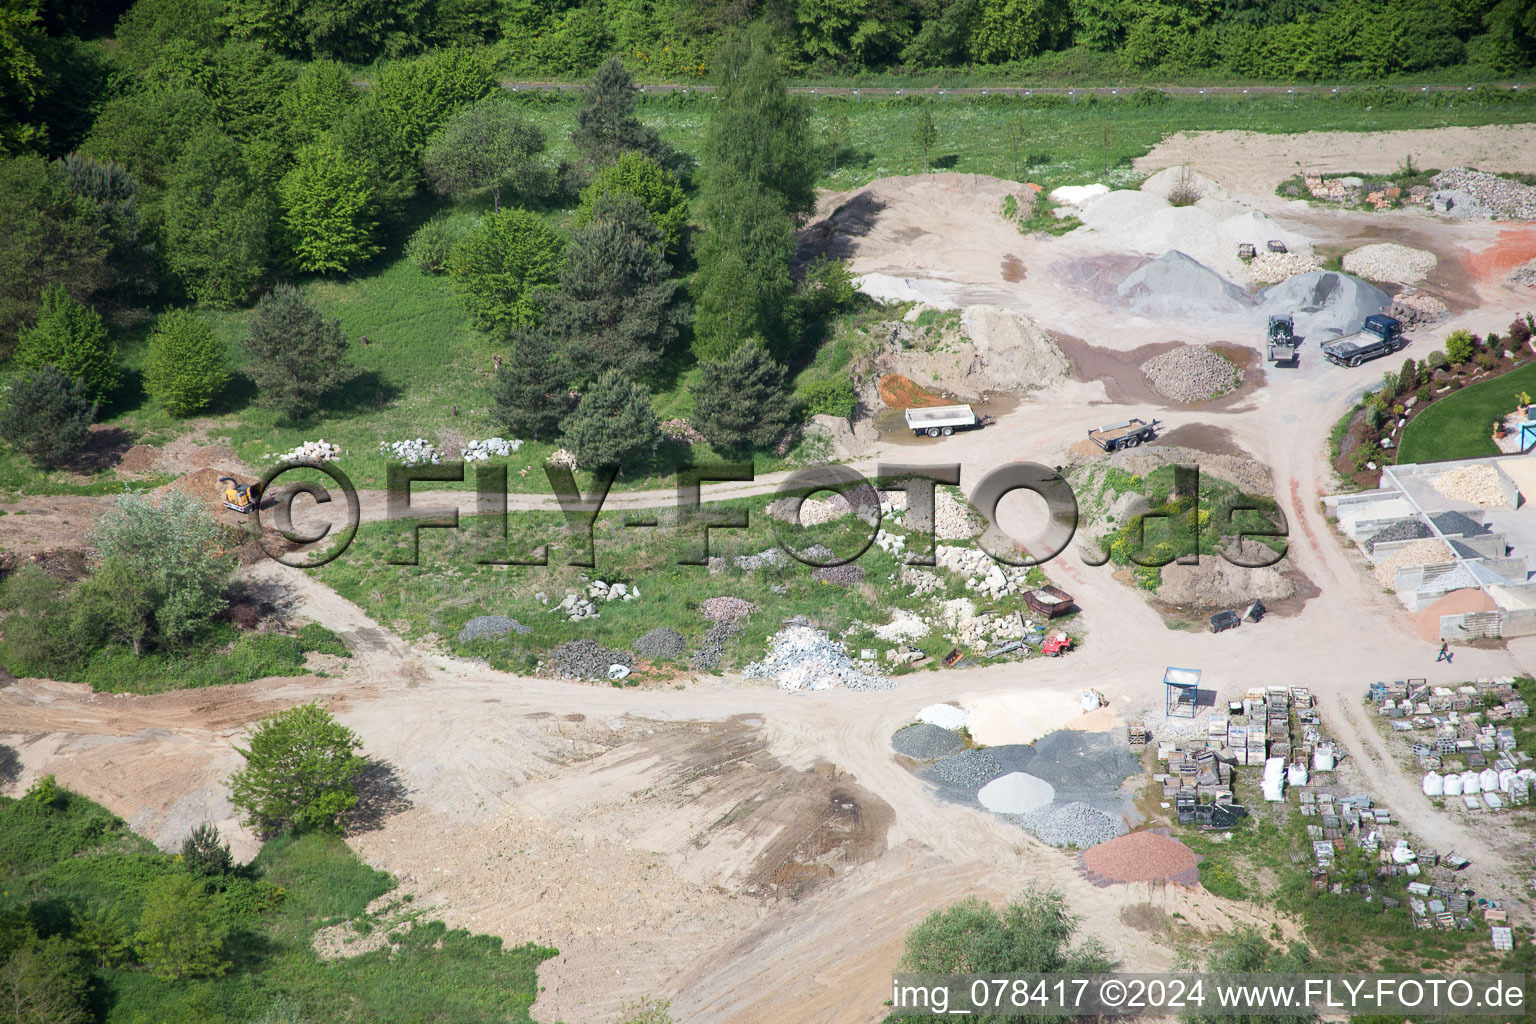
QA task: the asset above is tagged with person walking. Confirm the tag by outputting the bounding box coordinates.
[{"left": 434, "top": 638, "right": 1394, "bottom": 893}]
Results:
[{"left": 1436, "top": 640, "right": 1452, "bottom": 663}]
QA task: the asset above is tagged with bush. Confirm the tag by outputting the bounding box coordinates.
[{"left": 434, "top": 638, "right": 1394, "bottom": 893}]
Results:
[
  {"left": 180, "top": 823, "right": 233, "bottom": 877},
  {"left": 1444, "top": 330, "right": 1474, "bottom": 364},
  {"left": 1415, "top": 384, "right": 1433, "bottom": 405},
  {"left": 13, "top": 285, "right": 118, "bottom": 402},
  {"left": 0, "top": 364, "right": 97, "bottom": 468},
  {"left": 1427, "top": 349, "right": 1448, "bottom": 370},
  {"left": 449, "top": 207, "right": 565, "bottom": 331},
  {"left": 573, "top": 152, "right": 688, "bottom": 257},
  {"left": 802, "top": 377, "right": 857, "bottom": 418},
  {"left": 134, "top": 872, "right": 230, "bottom": 979},
  {"left": 143, "top": 308, "right": 230, "bottom": 416},
  {"left": 1476, "top": 352, "right": 1497, "bottom": 371},
  {"left": 404, "top": 214, "right": 468, "bottom": 275},
  {"left": 1351, "top": 443, "right": 1383, "bottom": 473},
  {"left": 228, "top": 701, "right": 367, "bottom": 835},
  {"left": 1510, "top": 317, "right": 1533, "bottom": 346}
]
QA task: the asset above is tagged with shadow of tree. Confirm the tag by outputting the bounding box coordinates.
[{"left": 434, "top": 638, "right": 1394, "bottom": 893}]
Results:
[
  {"left": 794, "top": 191, "right": 887, "bottom": 268},
  {"left": 0, "top": 743, "right": 20, "bottom": 791},
  {"left": 343, "top": 758, "right": 412, "bottom": 836},
  {"left": 932, "top": 154, "right": 959, "bottom": 170},
  {"left": 68, "top": 425, "right": 134, "bottom": 473}
]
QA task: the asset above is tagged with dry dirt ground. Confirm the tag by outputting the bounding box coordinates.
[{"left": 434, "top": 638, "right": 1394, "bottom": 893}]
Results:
[{"left": 5, "top": 124, "right": 1536, "bottom": 1024}]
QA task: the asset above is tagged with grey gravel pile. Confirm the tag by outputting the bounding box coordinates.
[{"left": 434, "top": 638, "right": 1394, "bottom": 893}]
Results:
[
  {"left": 925, "top": 748, "right": 1006, "bottom": 787},
  {"left": 1430, "top": 168, "right": 1536, "bottom": 221},
  {"left": 690, "top": 621, "right": 739, "bottom": 671},
  {"left": 1429, "top": 511, "right": 1489, "bottom": 537},
  {"left": 631, "top": 627, "right": 687, "bottom": 659},
  {"left": 1366, "top": 519, "right": 1432, "bottom": 553},
  {"left": 1011, "top": 801, "right": 1127, "bottom": 848},
  {"left": 892, "top": 723, "right": 965, "bottom": 759},
  {"left": 812, "top": 563, "right": 865, "bottom": 586},
  {"left": 735, "top": 549, "right": 785, "bottom": 571},
  {"left": 548, "top": 639, "right": 634, "bottom": 680},
  {"left": 1023, "top": 731, "right": 1140, "bottom": 799},
  {"left": 457, "top": 615, "right": 528, "bottom": 642},
  {"left": 1140, "top": 345, "right": 1240, "bottom": 403},
  {"left": 701, "top": 596, "right": 756, "bottom": 623},
  {"left": 1257, "top": 271, "right": 1392, "bottom": 341}
]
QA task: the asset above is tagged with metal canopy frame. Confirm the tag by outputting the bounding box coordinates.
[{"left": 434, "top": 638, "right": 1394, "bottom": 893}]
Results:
[{"left": 1164, "top": 665, "right": 1202, "bottom": 718}]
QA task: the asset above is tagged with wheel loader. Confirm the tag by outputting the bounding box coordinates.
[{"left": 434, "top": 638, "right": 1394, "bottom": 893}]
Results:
[{"left": 220, "top": 477, "right": 262, "bottom": 514}]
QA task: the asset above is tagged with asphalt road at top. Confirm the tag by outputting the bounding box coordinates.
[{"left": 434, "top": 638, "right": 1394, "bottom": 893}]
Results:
[{"left": 496, "top": 79, "right": 1536, "bottom": 97}]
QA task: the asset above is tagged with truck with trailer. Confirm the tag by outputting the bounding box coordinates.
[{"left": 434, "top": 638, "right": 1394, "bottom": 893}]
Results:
[
  {"left": 1087, "top": 417, "right": 1158, "bottom": 452},
  {"left": 905, "top": 404, "right": 979, "bottom": 438},
  {"left": 1321, "top": 314, "right": 1404, "bottom": 368}
]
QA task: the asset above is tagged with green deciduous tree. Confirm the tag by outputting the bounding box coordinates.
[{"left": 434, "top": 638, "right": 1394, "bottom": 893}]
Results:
[
  {"left": 560, "top": 368, "right": 661, "bottom": 470},
  {"left": 912, "top": 106, "right": 936, "bottom": 170},
  {"left": 423, "top": 94, "right": 548, "bottom": 210},
  {"left": 79, "top": 86, "right": 216, "bottom": 190},
  {"left": 143, "top": 308, "right": 230, "bottom": 416},
  {"left": 243, "top": 284, "right": 361, "bottom": 421},
  {"left": 797, "top": 0, "right": 914, "bottom": 68},
  {"left": 570, "top": 57, "right": 668, "bottom": 172},
  {"left": 703, "top": 29, "right": 817, "bottom": 219},
  {"left": 14, "top": 284, "right": 117, "bottom": 401},
  {"left": 330, "top": 95, "right": 418, "bottom": 214},
  {"left": 133, "top": 873, "right": 230, "bottom": 980},
  {"left": 969, "top": 0, "right": 1070, "bottom": 62},
  {"left": 276, "top": 58, "right": 357, "bottom": 149},
  {"left": 0, "top": 933, "right": 91, "bottom": 1024},
  {"left": 691, "top": 342, "right": 792, "bottom": 453},
  {"left": 692, "top": 182, "right": 796, "bottom": 361},
  {"left": 573, "top": 151, "right": 688, "bottom": 257},
  {"left": 113, "top": 0, "right": 226, "bottom": 71},
  {"left": 1182, "top": 927, "right": 1313, "bottom": 1024},
  {"left": 0, "top": 364, "right": 96, "bottom": 468},
  {"left": 228, "top": 701, "right": 367, "bottom": 834},
  {"left": 897, "top": 887, "right": 1110, "bottom": 983},
  {"left": 278, "top": 138, "right": 381, "bottom": 273},
  {"left": 449, "top": 207, "right": 565, "bottom": 331},
  {"left": 491, "top": 328, "right": 570, "bottom": 441},
  {"left": 544, "top": 195, "right": 687, "bottom": 383},
  {"left": 163, "top": 129, "right": 274, "bottom": 305},
  {"left": 0, "top": 0, "right": 45, "bottom": 155},
  {"left": 222, "top": 0, "right": 430, "bottom": 61},
  {"left": 372, "top": 47, "right": 494, "bottom": 161},
  {"left": 82, "top": 491, "right": 235, "bottom": 651}
]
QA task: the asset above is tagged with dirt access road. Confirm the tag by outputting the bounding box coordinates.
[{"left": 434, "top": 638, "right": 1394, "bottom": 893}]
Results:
[{"left": 6, "top": 124, "right": 1536, "bottom": 1023}]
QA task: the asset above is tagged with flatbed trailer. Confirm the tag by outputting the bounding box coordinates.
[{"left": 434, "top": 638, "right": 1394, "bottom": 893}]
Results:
[
  {"left": 1087, "top": 417, "right": 1158, "bottom": 452},
  {"left": 904, "top": 404, "right": 979, "bottom": 438}
]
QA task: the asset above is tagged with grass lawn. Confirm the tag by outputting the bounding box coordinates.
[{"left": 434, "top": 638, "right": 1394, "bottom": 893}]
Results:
[
  {"left": 1395, "top": 362, "right": 1536, "bottom": 464},
  {"left": 0, "top": 788, "right": 554, "bottom": 1024}
]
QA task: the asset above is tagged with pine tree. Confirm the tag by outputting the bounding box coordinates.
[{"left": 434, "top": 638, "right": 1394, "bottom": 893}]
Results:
[
  {"left": 692, "top": 181, "right": 796, "bottom": 361},
  {"left": 0, "top": 364, "right": 96, "bottom": 468},
  {"left": 491, "top": 329, "right": 570, "bottom": 441},
  {"left": 243, "top": 284, "right": 360, "bottom": 421},
  {"left": 544, "top": 195, "right": 687, "bottom": 384},
  {"left": 143, "top": 308, "right": 230, "bottom": 416},
  {"left": 690, "top": 342, "right": 792, "bottom": 453},
  {"left": 13, "top": 284, "right": 117, "bottom": 401},
  {"left": 570, "top": 58, "right": 667, "bottom": 172},
  {"left": 560, "top": 369, "right": 661, "bottom": 471},
  {"left": 278, "top": 138, "right": 381, "bottom": 273}
]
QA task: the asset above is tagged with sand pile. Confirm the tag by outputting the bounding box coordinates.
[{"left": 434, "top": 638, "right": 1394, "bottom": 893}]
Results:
[
  {"left": 958, "top": 306, "right": 1073, "bottom": 391},
  {"left": 1414, "top": 588, "right": 1497, "bottom": 642},
  {"left": 1432, "top": 465, "right": 1505, "bottom": 505},
  {"left": 1344, "top": 243, "right": 1437, "bottom": 284},
  {"left": 1257, "top": 271, "right": 1392, "bottom": 341},
  {"left": 1373, "top": 539, "right": 1453, "bottom": 588},
  {"left": 1158, "top": 558, "right": 1295, "bottom": 609},
  {"left": 1081, "top": 830, "right": 1200, "bottom": 885}
]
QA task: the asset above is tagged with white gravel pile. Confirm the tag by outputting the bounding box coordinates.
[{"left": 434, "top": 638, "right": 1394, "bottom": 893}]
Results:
[
  {"left": 1344, "top": 243, "right": 1438, "bottom": 284},
  {"left": 917, "top": 703, "right": 969, "bottom": 730},
  {"left": 766, "top": 492, "right": 878, "bottom": 526},
  {"left": 1140, "top": 345, "right": 1240, "bottom": 403},
  {"left": 1247, "top": 250, "right": 1321, "bottom": 285},
  {"left": 1430, "top": 168, "right": 1536, "bottom": 221},
  {"left": 379, "top": 439, "right": 442, "bottom": 466},
  {"left": 874, "top": 609, "right": 930, "bottom": 642},
  {"left": 1432, "top": 464, "right": 1506, "bottom": 505},
  {"left": 978, "top": 772, "right": 1056, "bottom": 813},
  {"left": 269, "top": 439, "right": 342, "bottom": 462},
  {"left": 744, "top": 625, "right": 894, "bottom": 692}
]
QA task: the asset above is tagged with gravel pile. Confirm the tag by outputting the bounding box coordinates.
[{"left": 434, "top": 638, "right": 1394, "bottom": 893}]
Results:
[
  {"left": 690, "top": 621, "right": 739, "bottom": 671},
  {"left": 1511, "top": 258, "right": 1536, "bottom": 288},
  {"left": 813, "top": 563, "right": 865, "bottom": 586},
  {"left": 1429, "top": 510, "right": 1488, "bottom": 537},
  {"left": 1025, "top": 730, "right": 1139, "bottom": 794},
  {"left": 743, "top": 625, "right": 894, "bottom": 691},
  {"left": 917, "top": 702, "right": 969, "bottom": 730},
  {"left": 457, "top": 615, "right": 528, "bottom": 642},
  {"left": 734, "top": 549, "right": 785, "bottom": 572},
  {"left": 1140, "top": 345, "right": 1240, "bottom": 403},
  {"left": 875, "top": 610, "right": 930, "bottom": 642},
  {"left": 1258, "top": 271, "right": 1392, "bottom": 341},
  {"left": 631, "top": 627, "right": 687, "bottom": 659},
  {"left": 892, "top": 723, "right": 965, "bottom": 759},
  {"left": 1430, "top": 168, "right": 1536, "bottom": 221},
  {"left": 701, "top": 597, "right": 756, "bottom": 622},
  {"left": 925, "top": 748, "right": 1006, "bottom": 788},
  {"left": 1373, "top": 539, "right": 1453, "bottom": 588},
  {"left": 1081, "top": 830, "right": 1200, "bottom": 883},
  {"left": 767, "top": 492, "right": 878, "bottom": 526},
  {"left": 1392, "top": 290, "right": 1450, "bottom": 328},
  {"left": 1014, "top": 802, "right": 1126, "bottom": 848},
  {"left": 978, "top": 772, "right": 1056, "bottom": 813},
  {"left": 1343, "top": 243, "right": 1437, "bottom": 284},
  {"left": 1365, "top": 519, "right": 1431, "bottom": 553},
  {"left": 1246, "top": 250, "right": 1321, "bottom": 284},
  {"left": 549, "top": 639, "right": 634, "bottom": 680},
  {"left": 1432, "top": 464, "right": 1506, "bottom": 505}
]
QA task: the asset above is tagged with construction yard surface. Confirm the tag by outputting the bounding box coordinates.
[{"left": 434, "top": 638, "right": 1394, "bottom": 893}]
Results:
[{"left": 5, "top": 121, "right": 1536, "bottom": 1023}]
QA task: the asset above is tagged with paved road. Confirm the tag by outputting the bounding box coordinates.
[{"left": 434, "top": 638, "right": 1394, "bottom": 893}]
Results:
[{"left": 499, "top": 79, "right": 1536, "bottom": 98}]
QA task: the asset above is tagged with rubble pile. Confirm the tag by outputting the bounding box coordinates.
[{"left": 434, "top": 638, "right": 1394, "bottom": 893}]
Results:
[
  {"left": 935, "top": 545, "right": 1034, "bottom": 598},
  {"left": 548, "top": 639, "right": 633, "bottom": 680},
  {"left": 1430, "top": 168, "right": 1536, "bottom": 221},
  {"left": 1140, "top": 345, "right": 1241, "bottom": 403},
  {"left": 700, "top": 596, "right": 756, "bottom": 622},
  {"left": 1246, "top": 250, "right": 1321, "bottom": 284},
  {"left": 268, "top": 439, "right": 342, "bottom": 462},
  {"left": 379, "top": 439, "right": 443, "bottom": 466},
  {"left": 1391, "top": 290, "right": 1450, "bottom": 328},
  {"left": 461, "top": 437, "right": 523, "bottom": 461},
  {"left": 743, "top": 625, "right": 895, "bottom": 691},
  {"left": 690, "top": 621, "right": 740, "bottom": 671},
  {"left": 1344, "top": 243, "right": 1437, "bottom": 284}
]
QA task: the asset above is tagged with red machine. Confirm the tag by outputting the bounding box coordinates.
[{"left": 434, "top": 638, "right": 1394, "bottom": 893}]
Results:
[{"left": 1041, "top": 630, "right": 1073, "bottom": 657}]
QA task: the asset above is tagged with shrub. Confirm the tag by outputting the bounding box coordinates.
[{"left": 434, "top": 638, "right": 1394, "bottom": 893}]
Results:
[
  {"left": 1444, "top": 330, "right": 1474, "bottom": 364},
  {"left": 143, "top": 308, "right": 230, "bottom": 416},
  {"left": 0, "top": 364, "right": 97, "bottom": 468},
  {"left": 134, "top": 872, "right": 230, "bottom": 979},
  {"left": 13, "top": 285, "right": 118, "bottom": 402},
  {"left": 449, "top": 207, "right": 565, "bottom": 331},
  {"left": 1427, "top": 349, "right": 1448, "bottom": 370},
  {"left": 1166, "top": 165, "right": 1202, "bottom": 207},
  {"left": 802, "top": 377, "right": 857, "bottom": 418},
  {"left": 1475, "top": 352, "right": 1497, "bottom": 371},
  {"left": 573, "top": 152, "right": 687, "bottom": 257},
  {"left": 1415, "top": 384, "right": 1433, "bottom": 405},
  {"left": 404, "top": 214, "right": 467, "bottom": 275},
  {"left": 180, "top": 823, "right": 233, "bottom": 877},
  {"left": 1510, "top": 317, "right": 1533, "bottom": 346},
  {"left": 1351, "top": 443, "right": 1383, "bottom": 473},
  {"left": 228, "top": 701, "right": 367, "bottom": 835}
]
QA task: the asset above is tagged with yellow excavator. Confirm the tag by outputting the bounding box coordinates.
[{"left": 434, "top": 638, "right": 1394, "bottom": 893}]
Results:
[{"left": 220, "top": 477, "right": 262, "bottom": 514}]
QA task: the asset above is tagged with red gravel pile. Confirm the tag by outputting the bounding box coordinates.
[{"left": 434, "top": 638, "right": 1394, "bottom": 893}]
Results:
[{"left": 1079, "top": 829, "right": 1201, "bottom": 886}]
